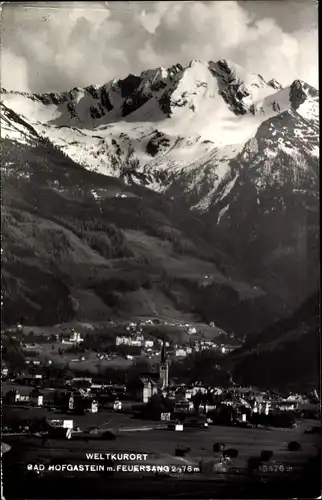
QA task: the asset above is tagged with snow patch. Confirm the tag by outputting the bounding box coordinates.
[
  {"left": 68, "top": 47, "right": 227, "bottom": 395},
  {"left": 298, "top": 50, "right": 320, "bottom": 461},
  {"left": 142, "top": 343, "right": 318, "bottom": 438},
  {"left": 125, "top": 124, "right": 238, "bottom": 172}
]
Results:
[
  {"left": 310, "top": 145, "right": 319, "bottom": 158},
  {"left": 217, "top": 204, "right": 229, "bottom": 223},
  {"left": 219, "top": 173, "right": 239, "bottom": 201}
]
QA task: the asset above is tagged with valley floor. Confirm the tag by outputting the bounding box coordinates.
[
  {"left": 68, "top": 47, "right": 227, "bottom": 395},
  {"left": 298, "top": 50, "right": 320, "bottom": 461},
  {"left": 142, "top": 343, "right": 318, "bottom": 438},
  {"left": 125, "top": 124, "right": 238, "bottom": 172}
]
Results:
[{"left": 2, "top": 407, "right": 320, "bottom": 498}]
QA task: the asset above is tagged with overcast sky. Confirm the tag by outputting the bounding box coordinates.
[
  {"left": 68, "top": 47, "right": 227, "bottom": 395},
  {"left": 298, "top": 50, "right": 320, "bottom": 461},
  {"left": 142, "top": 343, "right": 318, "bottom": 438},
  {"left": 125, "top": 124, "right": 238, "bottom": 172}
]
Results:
[{"left": 1, "top": 1, "right": 318, "bottom": 93}]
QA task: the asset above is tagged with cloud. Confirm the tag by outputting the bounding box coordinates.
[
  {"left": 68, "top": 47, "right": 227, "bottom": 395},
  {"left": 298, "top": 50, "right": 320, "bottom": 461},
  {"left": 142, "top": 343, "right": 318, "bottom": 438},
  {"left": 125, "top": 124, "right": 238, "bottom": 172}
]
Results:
[
  {"left": 1, "top": 1, "right": 318, "bottom": 93},
  {"left": 147, "top": 1, "right": 318, "bottom": 88},
  {"left": 1, "top": 50, "right": 30, "bottom": 92},
  {"left": 1, "top": 3, "right": 127, "bottom": 92},
  {"left": 139, "top": 2, "right": 169, "bottom": 34}
]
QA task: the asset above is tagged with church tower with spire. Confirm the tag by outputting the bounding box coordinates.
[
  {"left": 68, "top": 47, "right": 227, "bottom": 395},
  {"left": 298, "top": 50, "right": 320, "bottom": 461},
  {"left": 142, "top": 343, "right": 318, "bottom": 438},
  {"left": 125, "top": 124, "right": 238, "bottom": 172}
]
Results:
[{"left": 159, "top": 340, "right": 169, "bottom": 389}]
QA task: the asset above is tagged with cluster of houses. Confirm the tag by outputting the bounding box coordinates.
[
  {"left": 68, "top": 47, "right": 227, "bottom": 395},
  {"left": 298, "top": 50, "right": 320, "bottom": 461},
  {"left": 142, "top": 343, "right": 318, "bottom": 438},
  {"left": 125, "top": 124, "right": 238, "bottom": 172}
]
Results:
[
  {"left": 115, "top": 321, "right": 240, "bottom": 359},
  {"left": 115, "top": 334, "right": 237, "bottom": 358},
  {"left": 19, "top": 328, "right": 84, "bottom": 346},
  {"left": 129, "top": 379, "right": 321, "bottom": 423},
  {"left": 116, "top": 334, "right": 155, "bottom": 349},
  {"left": 176, "top": 339, "right": 237, "bottom": 356},
  {"left": 5, "top": 320, "right": 240, "bottom": 374},
  {"left": 115, "top": 332, "right": 168, "bottom": 358},
  {"left": 3, "top": 323, "right": 319, "bottom": 429},
  {"left": 3, "top": 353, "right": 320, "bottom": 436}
]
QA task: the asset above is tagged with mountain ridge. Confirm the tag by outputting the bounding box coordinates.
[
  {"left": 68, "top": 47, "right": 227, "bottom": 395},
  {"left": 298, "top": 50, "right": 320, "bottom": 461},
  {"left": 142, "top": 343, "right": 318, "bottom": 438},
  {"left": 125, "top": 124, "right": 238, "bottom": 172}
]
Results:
[{"left": 1, "top": 59, "right": 318, "bottom": 208}]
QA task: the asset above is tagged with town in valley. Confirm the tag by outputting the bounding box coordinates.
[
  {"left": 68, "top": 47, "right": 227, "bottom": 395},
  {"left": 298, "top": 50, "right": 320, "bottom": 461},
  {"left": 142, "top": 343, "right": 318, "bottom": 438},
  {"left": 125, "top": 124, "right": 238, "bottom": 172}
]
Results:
[{"left": 2, "top": 318, "right": 320, "bottom": 498}]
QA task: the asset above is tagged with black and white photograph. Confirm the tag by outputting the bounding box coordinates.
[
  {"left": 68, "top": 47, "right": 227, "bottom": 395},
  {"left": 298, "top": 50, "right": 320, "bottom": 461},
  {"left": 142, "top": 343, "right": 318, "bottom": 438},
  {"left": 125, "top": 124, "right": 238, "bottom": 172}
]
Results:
[{"left": 1, "top": 1, "right": 320, "bottom": 499}]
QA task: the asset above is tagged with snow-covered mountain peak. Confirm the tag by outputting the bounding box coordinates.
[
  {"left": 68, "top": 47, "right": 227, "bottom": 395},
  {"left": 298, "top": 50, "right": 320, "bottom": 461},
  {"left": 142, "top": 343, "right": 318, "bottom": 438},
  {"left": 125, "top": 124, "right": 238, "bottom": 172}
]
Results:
[
  {"left": 211, "top": 59, "right": 268, "bottom": 88},
  {"left": 2, "top": 60, "right": 317, "bottom": 134},
  {"left": 1, "top": 59, "right": 318, "bottom": 211},
  {"left": 208, "top": 59, "right": 277, "bottom": 116}
]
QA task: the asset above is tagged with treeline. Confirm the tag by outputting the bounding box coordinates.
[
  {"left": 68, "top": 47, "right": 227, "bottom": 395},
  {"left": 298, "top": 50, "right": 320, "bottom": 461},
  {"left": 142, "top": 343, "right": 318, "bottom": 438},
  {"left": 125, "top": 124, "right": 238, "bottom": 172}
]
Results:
[
  {"left": 100, "top": 196, "right": 222, "bottom": 264},
  {"left": 5, "top": 202, "right": 134, "bottom": 262}
]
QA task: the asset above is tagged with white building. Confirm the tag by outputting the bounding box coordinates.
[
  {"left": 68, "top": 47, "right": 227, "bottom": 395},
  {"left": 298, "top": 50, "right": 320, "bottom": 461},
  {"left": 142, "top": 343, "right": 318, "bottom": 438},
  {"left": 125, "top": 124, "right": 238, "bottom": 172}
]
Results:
[
  {"left": 126, "top": 322, "right": 138, "bottom": 331},
  {"left": 116, "top": 336, "right": 130, "bottom": 345},
  {"left": 157, "top": 339, "right": 170, "bottom": 347},
  {"left": 90, "top": 401, "right": 98, "bottom": 413},
  {"left": 220, "top": 345, "right": 235, "bottom": 354},
  {"left": 70, "top": 331, "right": 83, "bottom": 343},
  {"left": 188, "top": 327, "right": 197, "bottom": 335},
  {"left": 49, "top": 419, "right": 74, "bottom": 429},
  {"left": 185, "top": 389, "right": 193, "bottom": 400},
  {"left": 175, "top": 348, "right": 187, "bottom": 357},
  {"left": 70, "top": 377, "right": 92, "bottom": 386},
  {"left": 2, "top": 366, "right": 9, "bottom": 377},
  {"left": 116, "top": 335, "right": 143, "bottom": 347},
  {"left": 129, "top": 340, "right": 141, "bottom": 347},
  {"left": 62, "top": 330, "right": 83, "bottom": 344},
  {"left": 14, "top": 393, "right": 30, "bottom": 403},
  {"left": 191, "top": 386, "right": 208, "bottom": 396},
  {"left": 25, "top": 359, "right": 41, "bottom": 366},
  {"left": 23, "top": 343, "right": 38, "bottom": 349}
]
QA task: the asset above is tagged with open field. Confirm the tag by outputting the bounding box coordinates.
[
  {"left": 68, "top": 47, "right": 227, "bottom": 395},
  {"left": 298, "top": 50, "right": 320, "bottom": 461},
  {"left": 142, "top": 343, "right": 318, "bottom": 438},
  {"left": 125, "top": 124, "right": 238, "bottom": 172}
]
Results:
[
  {"left": 3, "top": 404, "right": 319, "bottom": 468},
  {"left": 2, "top": 404, "right": 151, "bottom": 430},
  {"left": 20, "top": 339, "right": 135, "bottom": 371},
  {"left": 6, "top": 419, "right": 319, "bottom": 465},
  {"left": 5, "top": 424, "right": 319, "bottom": 465},
  {"left": 2, "top": 414, "right": 320, "bottom": 499}
]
